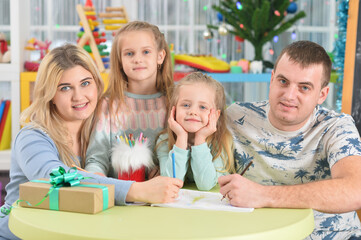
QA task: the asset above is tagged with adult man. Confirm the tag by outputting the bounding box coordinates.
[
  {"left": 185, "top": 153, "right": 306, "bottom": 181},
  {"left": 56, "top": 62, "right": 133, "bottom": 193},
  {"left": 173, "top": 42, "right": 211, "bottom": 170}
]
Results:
[{"left": 221, "top": 41, "right": 361, "bottom": 239}]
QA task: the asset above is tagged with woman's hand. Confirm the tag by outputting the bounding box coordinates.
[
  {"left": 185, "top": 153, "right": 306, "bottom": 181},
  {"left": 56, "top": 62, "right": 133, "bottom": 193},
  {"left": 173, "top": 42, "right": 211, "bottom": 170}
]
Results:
[
  {"left": 126, "top": 176, "right": 184, "bottom": 203},
  {"left": 194, "top": 109, "right": 218, "bottom": 145}
]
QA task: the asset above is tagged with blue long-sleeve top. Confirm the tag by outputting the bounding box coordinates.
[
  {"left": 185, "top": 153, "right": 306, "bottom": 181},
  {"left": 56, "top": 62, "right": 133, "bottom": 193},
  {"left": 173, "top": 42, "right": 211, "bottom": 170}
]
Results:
[
  {"left": 156, "top": 133, "right": 228, "bottom": 191},
  {"left": 0, "top": 127, "right": 134, "bottom": 240}
]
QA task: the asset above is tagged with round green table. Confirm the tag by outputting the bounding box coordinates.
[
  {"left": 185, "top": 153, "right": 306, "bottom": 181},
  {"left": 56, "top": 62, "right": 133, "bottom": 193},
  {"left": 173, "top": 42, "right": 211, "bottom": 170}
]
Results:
[{"left": 9, "top": 204, "right": 314, "bottom": 240}]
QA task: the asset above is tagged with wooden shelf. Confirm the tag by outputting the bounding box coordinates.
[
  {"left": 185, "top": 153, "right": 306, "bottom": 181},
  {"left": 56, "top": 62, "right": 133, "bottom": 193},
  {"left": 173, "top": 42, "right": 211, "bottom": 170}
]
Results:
[{"left": 0, "top": 150, "right": 11, "bottom": 171}]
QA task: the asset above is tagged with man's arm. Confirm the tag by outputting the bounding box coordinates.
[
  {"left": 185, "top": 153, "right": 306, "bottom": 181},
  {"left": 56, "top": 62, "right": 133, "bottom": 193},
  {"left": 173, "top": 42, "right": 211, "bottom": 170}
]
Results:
[{"left": 219, "top": 155, "right": 361, "bottom": 213}]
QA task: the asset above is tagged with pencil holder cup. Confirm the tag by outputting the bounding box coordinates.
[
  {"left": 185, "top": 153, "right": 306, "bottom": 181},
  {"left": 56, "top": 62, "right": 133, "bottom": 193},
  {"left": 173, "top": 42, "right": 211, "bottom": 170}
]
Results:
[
  {"left": 111, "top": 140, "right": 154, "bottom": 182},
  {"left": 118, "top": 166, "right": 145, "bottom": 182}
]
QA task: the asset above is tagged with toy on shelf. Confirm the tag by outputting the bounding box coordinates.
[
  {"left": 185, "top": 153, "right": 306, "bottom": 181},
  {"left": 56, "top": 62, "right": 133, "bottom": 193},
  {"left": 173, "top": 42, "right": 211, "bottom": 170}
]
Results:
[
  {"left": 76, "top": 0, "right": 107, "bottom": 72},
  {"left": 237, "top": 59, "right": 250, "bottom": 73},
  {"left": 175, "top": 54, "right": 230, "bottom": 73},
  {"left": 250, "top": 60, "right": 263, "bottom": 74},
  {"left": 0, "top": 33, "right": 11, "bottom": 63},
  {"left": 98, "top": 6, "right": 129, "bottom": 32},
  {"left": 24, "top": 38, "right": 52, "bottom": 71}
]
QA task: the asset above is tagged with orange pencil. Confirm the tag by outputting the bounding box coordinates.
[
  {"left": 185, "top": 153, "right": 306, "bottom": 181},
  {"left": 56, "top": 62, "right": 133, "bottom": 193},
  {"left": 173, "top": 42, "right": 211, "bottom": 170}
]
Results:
[{"left": 71, "top": 164, "right": 90, "bottom": 173}]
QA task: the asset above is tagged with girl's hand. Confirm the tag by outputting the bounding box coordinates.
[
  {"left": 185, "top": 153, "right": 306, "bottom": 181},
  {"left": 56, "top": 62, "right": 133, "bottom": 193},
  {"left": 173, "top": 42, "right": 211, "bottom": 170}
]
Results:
[
  {"left": 168, "top": 106, "right": 188, "bottom": 149},
  {"left": 126, "top": 176, "right": 184, "bottom": 203},
  {"left": 194, "top": 109, "right": 218, "bottom": 145}
]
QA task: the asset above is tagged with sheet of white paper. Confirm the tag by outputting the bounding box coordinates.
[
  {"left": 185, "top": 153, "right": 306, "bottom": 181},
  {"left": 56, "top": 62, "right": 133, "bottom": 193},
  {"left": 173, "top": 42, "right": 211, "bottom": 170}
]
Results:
[{"left": 151, "top": 189, "right": 254, "bottom": 212}]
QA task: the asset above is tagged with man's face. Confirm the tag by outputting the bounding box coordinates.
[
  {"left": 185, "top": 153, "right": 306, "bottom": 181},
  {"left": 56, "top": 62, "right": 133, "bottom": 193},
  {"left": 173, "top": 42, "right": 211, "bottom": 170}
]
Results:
[{"left": 268, "top": 54, "right": 329, "bottom": 131}]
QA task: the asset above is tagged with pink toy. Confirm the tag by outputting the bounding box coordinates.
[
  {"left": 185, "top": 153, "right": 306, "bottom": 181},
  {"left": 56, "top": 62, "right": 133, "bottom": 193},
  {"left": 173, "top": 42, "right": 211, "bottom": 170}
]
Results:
[
  {"left": 25, "top": 38, "right": 52, "bottom": 59},
  {"left": 237, "top": 59, "right": 250, "bottom": 73},
  {"left": 24, "top": 38, "right": 52, "bottom": 71}
]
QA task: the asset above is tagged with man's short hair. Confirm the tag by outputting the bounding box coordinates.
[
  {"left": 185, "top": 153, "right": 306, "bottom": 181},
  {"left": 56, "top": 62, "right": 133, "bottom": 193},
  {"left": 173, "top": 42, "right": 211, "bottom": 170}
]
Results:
[{"left": 274, "top": 41, "right": 332, "bottom": 88}]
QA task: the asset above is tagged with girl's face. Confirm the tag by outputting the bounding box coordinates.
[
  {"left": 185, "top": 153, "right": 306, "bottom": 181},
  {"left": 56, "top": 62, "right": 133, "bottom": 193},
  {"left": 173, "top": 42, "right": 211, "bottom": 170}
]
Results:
[
  {"left": 52, "top": 65, "right": 98, "bottom": 127},
  {"left": 175, "top": 83, "right": 219, "bottom": 133},
  {"left": 120, "top": 30, "right": 165, "bottom": 93}
]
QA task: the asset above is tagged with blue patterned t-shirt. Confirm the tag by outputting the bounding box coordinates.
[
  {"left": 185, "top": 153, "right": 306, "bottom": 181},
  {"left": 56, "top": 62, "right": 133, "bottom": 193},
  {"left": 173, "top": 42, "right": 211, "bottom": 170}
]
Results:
[{"left": 227, "top": 101, "right": 361, "bottom": 240}]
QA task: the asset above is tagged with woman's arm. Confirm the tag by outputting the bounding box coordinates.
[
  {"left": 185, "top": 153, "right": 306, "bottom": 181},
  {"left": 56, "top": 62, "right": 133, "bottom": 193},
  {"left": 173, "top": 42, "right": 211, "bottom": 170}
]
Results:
[{"left": 15, "top": 129, "right": 183, "bottom": 206}]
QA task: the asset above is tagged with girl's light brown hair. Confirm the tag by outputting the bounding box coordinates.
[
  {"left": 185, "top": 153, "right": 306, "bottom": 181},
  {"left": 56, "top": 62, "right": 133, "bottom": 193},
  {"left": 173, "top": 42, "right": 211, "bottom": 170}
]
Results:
[
  {"left": 20, "top": 44, "right": 104, "bottom": 167},
  {"left": 159, "top": 72, "right": 235, "bottom": 173},
  {"left": 104, "top": 21, "right": 174, "bottom": 120}
]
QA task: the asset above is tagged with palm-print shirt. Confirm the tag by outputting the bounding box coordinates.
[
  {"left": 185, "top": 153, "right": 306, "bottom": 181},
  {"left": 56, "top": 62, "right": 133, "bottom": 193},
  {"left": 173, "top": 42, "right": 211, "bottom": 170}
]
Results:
[{"left": 227, "top": 101, "right": 361, "bottom": 240}]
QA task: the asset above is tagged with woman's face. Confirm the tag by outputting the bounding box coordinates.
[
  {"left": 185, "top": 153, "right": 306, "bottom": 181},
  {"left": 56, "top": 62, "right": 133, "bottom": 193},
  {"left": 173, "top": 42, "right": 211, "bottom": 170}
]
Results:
[{"left": 52, "top": 65, "right": 98, "bottom": 126}]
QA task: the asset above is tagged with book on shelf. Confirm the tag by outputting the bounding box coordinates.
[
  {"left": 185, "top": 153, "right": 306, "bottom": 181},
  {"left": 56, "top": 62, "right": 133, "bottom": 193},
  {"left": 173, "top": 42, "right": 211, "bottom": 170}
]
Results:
[
  {"left": 0, "top": 100, "right": 6, "bottom": 125},
  {"left": 0, "top": 100, "right": 11, "bottom": 150}
]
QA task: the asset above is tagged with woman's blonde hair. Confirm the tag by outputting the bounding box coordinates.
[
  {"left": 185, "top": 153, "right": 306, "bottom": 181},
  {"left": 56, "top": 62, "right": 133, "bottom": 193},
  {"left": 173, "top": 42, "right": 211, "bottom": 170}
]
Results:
[
  {"left": 20, "top": 44, "right": 104, "bottom": 167},
  {"left": 159, "top": 72, "right": 235, "bottom": 173},
  {"left": 105, "top": 21, "right": 174, "bottom": 120}
]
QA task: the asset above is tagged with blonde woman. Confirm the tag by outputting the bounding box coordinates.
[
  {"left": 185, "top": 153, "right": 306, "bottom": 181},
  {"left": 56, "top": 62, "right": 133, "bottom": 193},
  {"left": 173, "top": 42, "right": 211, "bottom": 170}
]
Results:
[{"left": 0, "top": 44, "right": 182, "bottom": 240}]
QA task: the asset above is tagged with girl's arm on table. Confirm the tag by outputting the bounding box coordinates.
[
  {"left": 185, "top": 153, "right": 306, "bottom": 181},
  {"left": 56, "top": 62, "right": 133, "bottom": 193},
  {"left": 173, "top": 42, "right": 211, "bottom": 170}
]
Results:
[{"left": 190, "top": 143, "right": 227, "bottom": 191}]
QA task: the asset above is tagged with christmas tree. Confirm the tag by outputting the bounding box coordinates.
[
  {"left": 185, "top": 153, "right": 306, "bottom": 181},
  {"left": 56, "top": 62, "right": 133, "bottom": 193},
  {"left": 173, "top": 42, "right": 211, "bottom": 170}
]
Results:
[{"left": 208, "top": 0, "right": 306, "bottom": 66}]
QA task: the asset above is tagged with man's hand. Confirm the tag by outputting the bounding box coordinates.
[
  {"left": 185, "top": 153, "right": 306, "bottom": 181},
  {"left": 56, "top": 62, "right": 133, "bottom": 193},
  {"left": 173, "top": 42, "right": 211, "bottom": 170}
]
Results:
[{"left": 218, "top": 174, "right": 267, "bottom": 208}]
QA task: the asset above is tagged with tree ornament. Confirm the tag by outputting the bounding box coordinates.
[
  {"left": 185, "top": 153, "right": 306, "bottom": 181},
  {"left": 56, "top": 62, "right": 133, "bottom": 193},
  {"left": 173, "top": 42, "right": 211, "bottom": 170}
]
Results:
[
  {"left": 218, "top": 23, "right": 228, "bottom": 36},
  {"left": 287, "top": 2, "right": 298, "bottom": 13},
  {"left": 273, "top": 35, "right": 279, "bottom": 43},
  {"left": 291, "top": 31, "right": 297, "bottom": 40},
  {"left": 217, "top": 12, "right": 224, "bottom": 22},
  {"left": 208, "top": 0, "right": 306, "bottom": 63},
  {"left": 203, "top": 29, "right": 214, "bottom": 40},
  {"left": 236, "top": 2, "right": 243, "bottom": 10},
  {"left": 235, "top": 36, "right": 244, "bottom": 42}
]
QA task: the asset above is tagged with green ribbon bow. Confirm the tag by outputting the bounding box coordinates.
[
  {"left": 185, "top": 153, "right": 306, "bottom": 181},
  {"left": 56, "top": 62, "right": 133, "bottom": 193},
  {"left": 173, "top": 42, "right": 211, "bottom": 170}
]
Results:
[
  {"left": 30, "top": 166, "right": 109, "bottom": 211},
  {"left": 49, "top": 166, "right": 86, "bottom": 187}
]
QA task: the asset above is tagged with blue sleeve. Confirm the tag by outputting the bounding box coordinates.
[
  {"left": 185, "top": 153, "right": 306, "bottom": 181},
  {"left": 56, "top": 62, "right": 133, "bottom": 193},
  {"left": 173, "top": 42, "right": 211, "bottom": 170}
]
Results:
[
  {"left": 190, "top": 143, "right": 227, "bottom": 191},
  {"left": 157, "top": 134, "right": 190, "bottom": 181}
]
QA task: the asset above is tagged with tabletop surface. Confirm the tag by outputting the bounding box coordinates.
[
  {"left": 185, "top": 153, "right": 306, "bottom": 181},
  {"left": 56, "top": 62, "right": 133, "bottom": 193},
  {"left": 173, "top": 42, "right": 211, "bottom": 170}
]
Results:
[{"left": 10, "top": 199, "right": 314, "bottom": 240}]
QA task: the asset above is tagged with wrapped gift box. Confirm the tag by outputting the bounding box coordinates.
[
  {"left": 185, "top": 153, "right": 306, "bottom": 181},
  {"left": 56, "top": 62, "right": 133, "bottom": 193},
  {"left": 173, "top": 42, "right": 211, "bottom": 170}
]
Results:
[{"left": 19, "top": 179, "right": 114, "bottom": 214}]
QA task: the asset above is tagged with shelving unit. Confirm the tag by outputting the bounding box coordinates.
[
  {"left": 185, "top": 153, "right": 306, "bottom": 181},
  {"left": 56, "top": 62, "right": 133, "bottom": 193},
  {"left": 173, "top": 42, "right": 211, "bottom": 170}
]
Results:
[{"left": 0, "top": 0, "right": 30, "bottom": 170}]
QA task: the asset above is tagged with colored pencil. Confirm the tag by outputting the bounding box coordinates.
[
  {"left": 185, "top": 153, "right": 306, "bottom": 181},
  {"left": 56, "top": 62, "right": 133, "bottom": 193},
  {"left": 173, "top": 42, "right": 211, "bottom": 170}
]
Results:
[{"left": 172, "top": 151, "right": 176, "bottom": 178}]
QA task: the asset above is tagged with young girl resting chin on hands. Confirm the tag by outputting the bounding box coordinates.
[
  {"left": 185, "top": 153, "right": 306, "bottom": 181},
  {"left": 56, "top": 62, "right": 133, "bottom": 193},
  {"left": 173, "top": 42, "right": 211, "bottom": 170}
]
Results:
[{"left": 156, "top": 72, "right": 235, "bottom": 191}]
